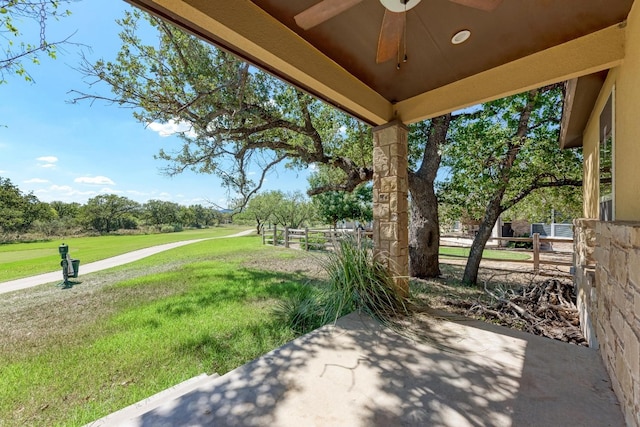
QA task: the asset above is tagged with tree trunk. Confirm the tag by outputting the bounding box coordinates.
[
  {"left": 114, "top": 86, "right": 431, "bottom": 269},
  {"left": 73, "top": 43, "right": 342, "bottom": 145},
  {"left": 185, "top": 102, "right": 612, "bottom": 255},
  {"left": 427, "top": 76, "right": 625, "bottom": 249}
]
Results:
[
  {"left": 407, "top": 114, "right": 451, "bottom": 278},
  {"left": 462, "top": 89, "right": 539, "bottom": 284},
  {"left": 409, "top": 173, "right": 440, "bottom": 277},
  {"left": 462, "top": 197, "right": 502, "bottom": 284}
]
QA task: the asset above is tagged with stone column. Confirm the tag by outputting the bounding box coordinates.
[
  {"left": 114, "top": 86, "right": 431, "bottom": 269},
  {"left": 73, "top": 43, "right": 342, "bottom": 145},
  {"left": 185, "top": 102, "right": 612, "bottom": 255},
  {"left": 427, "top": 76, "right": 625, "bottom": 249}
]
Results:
[{"left": 372, "top": 120, "right": 409, "bottom": 296}]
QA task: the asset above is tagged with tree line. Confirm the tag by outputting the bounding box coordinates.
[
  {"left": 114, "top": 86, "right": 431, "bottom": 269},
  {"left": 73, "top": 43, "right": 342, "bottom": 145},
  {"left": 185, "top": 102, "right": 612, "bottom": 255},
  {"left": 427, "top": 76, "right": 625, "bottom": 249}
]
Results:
[
  {"left": 1, "top": 176, "right": 373, "bottom": 241},
  {"left": 0, "top": 178, "right": 225, "bottom": 240},
  {"left": 235, "top": 187, "right": 372, "bottom": 234}
]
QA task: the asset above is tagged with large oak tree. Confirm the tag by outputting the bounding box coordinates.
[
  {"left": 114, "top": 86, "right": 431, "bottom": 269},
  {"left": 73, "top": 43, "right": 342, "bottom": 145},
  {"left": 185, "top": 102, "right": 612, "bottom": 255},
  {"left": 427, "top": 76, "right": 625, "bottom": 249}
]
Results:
[{"left": 439, "top": 85, "right": 583, "bottom": 284}]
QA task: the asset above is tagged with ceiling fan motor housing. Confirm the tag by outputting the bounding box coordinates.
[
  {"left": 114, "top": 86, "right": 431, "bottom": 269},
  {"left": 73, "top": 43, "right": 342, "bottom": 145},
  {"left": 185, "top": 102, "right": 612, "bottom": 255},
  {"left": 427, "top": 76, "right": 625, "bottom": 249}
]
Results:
[{"left": 379, "top": 0, "right": 422, "bottom": 13}]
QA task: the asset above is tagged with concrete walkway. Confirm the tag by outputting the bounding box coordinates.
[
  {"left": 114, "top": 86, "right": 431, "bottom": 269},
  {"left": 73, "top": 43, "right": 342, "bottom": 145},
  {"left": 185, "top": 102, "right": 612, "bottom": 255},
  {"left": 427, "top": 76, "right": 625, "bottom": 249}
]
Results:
[
  {"left": 87, "top": 312, "right": 623, "bottom": 427},
  {"left": 0, "top": 229, "right": 254, "bottom": 295}
]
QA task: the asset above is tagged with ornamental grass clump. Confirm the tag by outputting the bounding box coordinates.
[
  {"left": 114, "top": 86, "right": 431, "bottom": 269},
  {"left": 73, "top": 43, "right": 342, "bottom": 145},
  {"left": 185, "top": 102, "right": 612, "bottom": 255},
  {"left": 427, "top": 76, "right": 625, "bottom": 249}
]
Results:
[
  {"left": 323, "top": 238, "right": 410, "bottom": 324},
  {"left": 274, "top": 237, "right": 411, "bottom": 334}
]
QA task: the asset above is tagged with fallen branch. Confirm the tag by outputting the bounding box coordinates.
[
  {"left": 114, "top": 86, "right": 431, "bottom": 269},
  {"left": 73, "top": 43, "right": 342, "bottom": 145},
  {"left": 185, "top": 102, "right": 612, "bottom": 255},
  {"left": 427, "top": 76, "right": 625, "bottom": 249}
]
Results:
[{"left": 472, "top": 278, "right": 587, "bottom": 346}]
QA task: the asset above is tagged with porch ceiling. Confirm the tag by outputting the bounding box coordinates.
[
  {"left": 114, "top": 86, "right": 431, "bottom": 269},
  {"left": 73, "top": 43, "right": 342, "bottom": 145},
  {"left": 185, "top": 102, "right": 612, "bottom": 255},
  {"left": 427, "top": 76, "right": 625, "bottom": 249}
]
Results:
[{"left": 125, "top": 0, "right": 633, "bottom": 125}]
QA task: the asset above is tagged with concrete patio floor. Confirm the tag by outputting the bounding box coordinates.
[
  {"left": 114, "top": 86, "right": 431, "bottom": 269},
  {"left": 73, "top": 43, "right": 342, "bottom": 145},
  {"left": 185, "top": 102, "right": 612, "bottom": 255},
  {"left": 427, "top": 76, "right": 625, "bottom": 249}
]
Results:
[{"left": 89, "top": 312, "right": 623, "bottom": 426}]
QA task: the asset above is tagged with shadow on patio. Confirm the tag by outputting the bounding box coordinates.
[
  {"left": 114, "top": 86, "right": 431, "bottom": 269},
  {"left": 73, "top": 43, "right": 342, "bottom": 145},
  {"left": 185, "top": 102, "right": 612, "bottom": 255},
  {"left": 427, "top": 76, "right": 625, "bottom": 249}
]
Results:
[{"left": 89, "top": 312, "right": 622, "bottom": 426}]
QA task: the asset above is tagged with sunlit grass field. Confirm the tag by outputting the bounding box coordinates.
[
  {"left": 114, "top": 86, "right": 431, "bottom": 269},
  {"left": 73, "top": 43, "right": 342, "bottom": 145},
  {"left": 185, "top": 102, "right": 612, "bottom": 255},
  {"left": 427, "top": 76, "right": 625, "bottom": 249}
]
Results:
[
  {"left": 0, "top": 225, "right": 248, "bottom": 282},
  {"left": 0, "top": 235, "right": 315, "bottom": 426}
]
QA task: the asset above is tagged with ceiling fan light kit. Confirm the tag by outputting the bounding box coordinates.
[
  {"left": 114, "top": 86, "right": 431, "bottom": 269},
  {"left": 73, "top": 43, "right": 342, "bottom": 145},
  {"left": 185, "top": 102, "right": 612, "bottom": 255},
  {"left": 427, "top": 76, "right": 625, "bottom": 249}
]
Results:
[{"left": 379, "top": 0, "right": 422, "bottom": 13}]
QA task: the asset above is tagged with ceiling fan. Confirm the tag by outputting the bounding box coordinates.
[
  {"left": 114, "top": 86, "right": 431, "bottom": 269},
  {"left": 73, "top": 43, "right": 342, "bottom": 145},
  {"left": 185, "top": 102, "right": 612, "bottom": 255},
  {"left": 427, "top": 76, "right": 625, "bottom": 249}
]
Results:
[{"left": 294, "top": 0, "right": 503, "bottom": 64}]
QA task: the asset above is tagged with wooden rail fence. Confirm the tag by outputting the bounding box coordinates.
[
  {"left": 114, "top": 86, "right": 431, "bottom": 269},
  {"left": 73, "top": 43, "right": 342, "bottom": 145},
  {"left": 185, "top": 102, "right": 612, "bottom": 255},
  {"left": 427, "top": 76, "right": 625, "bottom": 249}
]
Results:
[
  {"left": 442, "top": 233, "right": 573, "bottom": 273},
  {"left": 262, "top": 226, "right": 372, "bottom": 251},
  {"left": 264, "top": 228, "right": 573, "bottom": 274}
]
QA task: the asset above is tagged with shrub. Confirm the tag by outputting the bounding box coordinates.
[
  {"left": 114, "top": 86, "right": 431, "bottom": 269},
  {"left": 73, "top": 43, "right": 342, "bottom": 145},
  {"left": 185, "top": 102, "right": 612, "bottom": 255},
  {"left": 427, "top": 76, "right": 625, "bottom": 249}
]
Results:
[
  {"left": 160, "top": 225, "right": 175, "bottom": 233},
  {"left": 322, "top": 238, "right": 409, "bottom": 323},
  {"left": 273, "top": 238, "right": 410, "bottom": 335}
]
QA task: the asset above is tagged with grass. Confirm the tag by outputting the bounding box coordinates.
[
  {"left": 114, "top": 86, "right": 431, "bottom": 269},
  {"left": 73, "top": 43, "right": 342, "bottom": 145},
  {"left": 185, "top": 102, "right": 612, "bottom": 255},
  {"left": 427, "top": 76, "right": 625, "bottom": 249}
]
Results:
[
  {"left": 439, "top": 246, "right": 530, "bottom": 261},
  {"left": 0, "top": 225, "right": 249, "bottom": 282},
  {"left": 0, "top": 235, "right": 315, "bottom": 426}
]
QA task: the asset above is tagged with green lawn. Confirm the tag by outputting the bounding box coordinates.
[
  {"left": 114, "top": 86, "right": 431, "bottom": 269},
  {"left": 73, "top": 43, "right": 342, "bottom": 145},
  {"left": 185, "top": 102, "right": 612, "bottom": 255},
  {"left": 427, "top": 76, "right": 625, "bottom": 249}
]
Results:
[
  {"left": 439, "top": 246, "right": 530, "bottom": 261},
  {"left": 0, "top": 236, "right": 311, "bottom": 426},
  {"left": 0, "top": 226, "right": 250, "bottom": 282}
]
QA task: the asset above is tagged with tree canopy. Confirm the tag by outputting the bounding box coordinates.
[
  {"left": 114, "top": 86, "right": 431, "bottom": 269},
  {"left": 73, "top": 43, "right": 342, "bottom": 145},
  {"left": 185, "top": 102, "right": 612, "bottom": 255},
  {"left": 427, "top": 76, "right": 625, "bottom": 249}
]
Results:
[
  {"left": 72, "top": 10, "right": 372, "bottom": 209},
  {"left": 0, "top": 176, "right": 53, "bottom": 233},
  {"left": 439, "top": 85, "right": 583, "bottom": 283},
  {"left": 1, "top": 0, "right": 75, "bottom": 83}
]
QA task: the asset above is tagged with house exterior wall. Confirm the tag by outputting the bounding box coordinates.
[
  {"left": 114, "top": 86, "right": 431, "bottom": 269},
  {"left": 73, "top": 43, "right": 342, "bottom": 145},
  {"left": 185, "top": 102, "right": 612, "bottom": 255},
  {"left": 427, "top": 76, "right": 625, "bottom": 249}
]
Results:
[
  {"left": 583, "top": 2, "right": 640, "bottom": 221},
  {"left": 593, "top": 222, "right": 640, "bottom": 427},
  {"left": 615, "top": 5, "right": 640, "bottom": 221},
  {"left": 576, "top": 3, "right": 640, "bottom": 425}
]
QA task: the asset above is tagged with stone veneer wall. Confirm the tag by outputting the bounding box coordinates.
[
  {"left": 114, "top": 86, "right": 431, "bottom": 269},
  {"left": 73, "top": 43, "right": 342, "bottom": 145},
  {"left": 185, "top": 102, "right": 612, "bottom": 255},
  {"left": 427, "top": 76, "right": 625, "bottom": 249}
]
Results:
[
  {"left": 583, "top": 220, "right": 640, "bottom": 426},
  {"left": 372, "top": 122, "right": 409, "bottom": 296},
  {"left": 574, "top": 219, "right": 599, "bottom": 348}
]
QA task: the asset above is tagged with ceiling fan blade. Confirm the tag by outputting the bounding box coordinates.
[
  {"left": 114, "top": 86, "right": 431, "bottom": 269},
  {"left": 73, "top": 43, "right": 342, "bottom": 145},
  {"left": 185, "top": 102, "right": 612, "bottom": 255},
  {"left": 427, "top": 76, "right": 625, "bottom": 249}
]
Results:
[
  {"left": 376, "top": 10, "right": 405, "bottom": 64},
  {"left": 448, "top": 0, "right": 503, "bottom": 11},
  {"left": 294, "top": 0, "right": 363, "bottom": 30}
]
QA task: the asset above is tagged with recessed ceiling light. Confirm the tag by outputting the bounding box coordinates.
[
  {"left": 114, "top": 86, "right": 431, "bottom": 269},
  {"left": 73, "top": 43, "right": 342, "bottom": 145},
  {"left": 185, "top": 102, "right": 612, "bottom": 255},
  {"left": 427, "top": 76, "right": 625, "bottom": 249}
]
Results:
[{"left": 451, "top": 29, "right": 471, "bottom": 45}]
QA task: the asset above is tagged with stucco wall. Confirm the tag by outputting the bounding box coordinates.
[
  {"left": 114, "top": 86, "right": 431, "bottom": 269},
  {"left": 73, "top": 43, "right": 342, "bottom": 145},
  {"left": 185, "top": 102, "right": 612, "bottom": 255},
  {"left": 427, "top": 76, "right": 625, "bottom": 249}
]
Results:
[
  {"left": 614, "top": 5, "right": 640, "bottom": 221},
  {"left": 582, "top": 2, "right": 640, "bottom": 221}
]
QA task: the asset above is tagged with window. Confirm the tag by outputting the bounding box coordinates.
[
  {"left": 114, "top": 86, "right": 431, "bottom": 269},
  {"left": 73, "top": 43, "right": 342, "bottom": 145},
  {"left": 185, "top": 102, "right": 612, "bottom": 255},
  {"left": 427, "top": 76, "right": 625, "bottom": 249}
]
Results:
[{"left": 599, "top": 92, "right": 614, "bottom": 221}]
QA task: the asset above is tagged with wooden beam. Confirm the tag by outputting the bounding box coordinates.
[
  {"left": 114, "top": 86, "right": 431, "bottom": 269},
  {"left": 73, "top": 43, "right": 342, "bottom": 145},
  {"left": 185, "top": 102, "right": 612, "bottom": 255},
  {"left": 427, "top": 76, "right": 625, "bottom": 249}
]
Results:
[
  {"left": 125, "top": 0, "right": 393, "bottom": 125},
  {"left": 395, "top": 23, "right": 626, "bottom": 124}
]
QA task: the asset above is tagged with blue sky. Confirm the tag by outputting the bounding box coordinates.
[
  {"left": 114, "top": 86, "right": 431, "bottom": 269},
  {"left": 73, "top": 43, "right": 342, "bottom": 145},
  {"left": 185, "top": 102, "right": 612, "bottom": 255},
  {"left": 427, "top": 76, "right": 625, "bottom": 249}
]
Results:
[{"left": 0, "top": 0, "right": 313, "bottom": 208}]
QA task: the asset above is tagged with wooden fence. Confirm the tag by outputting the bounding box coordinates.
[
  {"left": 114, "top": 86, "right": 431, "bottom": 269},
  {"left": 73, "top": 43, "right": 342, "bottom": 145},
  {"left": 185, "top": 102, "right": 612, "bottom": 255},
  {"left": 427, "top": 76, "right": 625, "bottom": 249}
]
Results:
[
  {"left": 442, "top": 233, "right": 573, "bottom": 273},
  {"left": 262, "top": 226, "right": 372, "bottom": 251},
  {"left": 263, "top": 228, "right": 573, "bottom": 274}
]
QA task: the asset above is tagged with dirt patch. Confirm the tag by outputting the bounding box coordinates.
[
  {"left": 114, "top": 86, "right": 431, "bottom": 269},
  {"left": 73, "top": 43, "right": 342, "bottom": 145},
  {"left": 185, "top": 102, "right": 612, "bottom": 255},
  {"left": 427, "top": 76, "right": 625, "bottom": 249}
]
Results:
[{"left": 240, "top": 247, "right": 327, "bottom": 280}]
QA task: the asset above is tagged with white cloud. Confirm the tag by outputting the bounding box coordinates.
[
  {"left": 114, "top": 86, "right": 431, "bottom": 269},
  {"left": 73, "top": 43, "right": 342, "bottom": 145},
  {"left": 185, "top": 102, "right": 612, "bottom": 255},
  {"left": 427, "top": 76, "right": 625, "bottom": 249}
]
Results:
[
  {"left": 50, "top": 184, "right": 74, "bottom": 192},
  {"left": 99, "top": 187, "right": 123, "bottom": 194},
  {"left": 35, "top": 185, "right": 96, "bottom": 198},
  {"left": 36, "top": 156, "right": 58, "bottom": 168},
  {"left": 307, "top": 164, "right": 318, "bottom": 172},
  {"left": 147, "top": 119, "right": 196, "bottom": 138},
  {"left": 74, "top": 176, "right": 115, "bottom": 185},
  {"left": 24, "top": 178, "right": 49, "bottom": 184},
  {"left": 37, "top": 156, "right": 58, "bottom": 163}
]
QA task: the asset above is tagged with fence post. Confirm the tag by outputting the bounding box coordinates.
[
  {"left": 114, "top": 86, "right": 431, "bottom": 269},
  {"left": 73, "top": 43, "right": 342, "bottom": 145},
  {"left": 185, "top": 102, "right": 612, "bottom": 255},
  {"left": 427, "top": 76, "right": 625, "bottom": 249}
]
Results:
[
  {"left": 305, "top": 227, "right": 309, "bottom": 251},
  {"left": 284, "top": 227, "right": 290, "bottom": 248},
  {"left": 262, "top": 227, "right": 265, "bottom": 245},
  {"left": 357, "top": 228, "right": 362, "bottom": 247},
  {"left": 273, "top": 225, "right": 277, "bottom": 246},
  {"left": 533, "top": 232, "right": 540, "bottom": 273}
]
